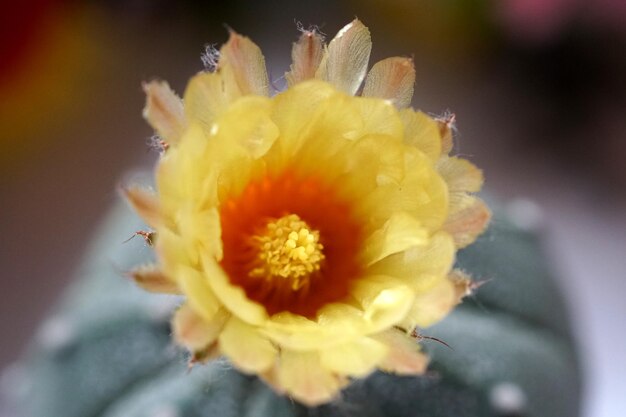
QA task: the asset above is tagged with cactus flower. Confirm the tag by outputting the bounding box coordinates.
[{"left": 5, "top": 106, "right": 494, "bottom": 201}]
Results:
[{"left": 125, "top": 19, "right": 490, "bottom": 406}]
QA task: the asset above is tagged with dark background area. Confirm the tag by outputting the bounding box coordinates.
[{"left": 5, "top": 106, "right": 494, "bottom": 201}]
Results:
[{"left": 1, "top": 1, "right": 624, "bottom": 416}]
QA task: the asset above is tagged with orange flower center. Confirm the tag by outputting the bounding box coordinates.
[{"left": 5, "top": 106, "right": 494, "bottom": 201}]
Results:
[{"left": 219, "top": 171, "right": 363, "bottom": 317}]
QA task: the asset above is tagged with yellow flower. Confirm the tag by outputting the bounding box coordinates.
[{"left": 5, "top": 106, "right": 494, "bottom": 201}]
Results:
[{"left": 125, "top": 19, "right": 490, "bottom": 406}]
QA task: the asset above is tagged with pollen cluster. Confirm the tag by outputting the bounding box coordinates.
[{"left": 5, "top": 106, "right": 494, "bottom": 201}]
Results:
[{"left": 250, "top": 214, "right": 325, "bottom": 290}]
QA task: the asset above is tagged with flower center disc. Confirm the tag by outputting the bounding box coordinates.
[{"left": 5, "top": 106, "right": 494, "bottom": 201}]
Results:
[
  {"left": 250, "top": 214, "right": 325, "bottom": 290},
  {"left": 219, "top": 171, "right": 363, "bottom": 317}
]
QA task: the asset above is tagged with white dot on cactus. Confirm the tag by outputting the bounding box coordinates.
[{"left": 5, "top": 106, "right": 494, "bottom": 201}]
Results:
[
  {"left": 37, "top": 317, "right": 75, "bottom": 352},
  {"left": 489, "top": 381, "right": 527, "bottom": 414},
  {"left": 150, "top": 405, "right": 180, "bottom": 417},
  {"left": 506, "top": 198, "right": 544, "bottom": 231}
]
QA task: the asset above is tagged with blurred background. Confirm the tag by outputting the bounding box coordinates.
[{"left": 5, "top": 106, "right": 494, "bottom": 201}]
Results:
[{"left": 0, "top": 0, "right": 624, "bottom": 416}]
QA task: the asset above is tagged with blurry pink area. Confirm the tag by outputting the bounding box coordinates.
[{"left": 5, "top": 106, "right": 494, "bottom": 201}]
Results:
[{"left": 497, "top": 0, "right": 579, "bottom": 42}]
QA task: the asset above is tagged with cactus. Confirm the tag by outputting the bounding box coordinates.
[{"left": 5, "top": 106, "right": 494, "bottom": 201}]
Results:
[{"left": 6, "top": 199, "right": 580, "bottom": 417}]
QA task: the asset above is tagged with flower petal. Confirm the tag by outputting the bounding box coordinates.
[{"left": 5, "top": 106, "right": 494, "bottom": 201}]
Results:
[
  {"left": 358, "top": 148, "right": 449, "bottom": 232},
  {"left": 201, "top": 254, "right": 269, "bottom": 325},
  {"left": 315, "top": 19, "right": 372, "bottom": 95},
  {"left": 285, "top": 29, "right": 324, "bottom": 86},
  {"left": 361, "top": 211, "right": 429, "bottom": 266},
  {"left": 142, "top": 80, "right": 186, "bottom": 144},
  {"left": 362, "top": 57, "right": 415, "bottom": 108},
  {"left": 444, "top": 196, "right": 491, "bottom": 248},
  {"left": 183, "top": 71, "right": 229, "bottom": 135},
  {"left": 219, "top": 30, "right": 269, "bottom": 97},
  {"left": 277, "top": 350, "right": 347, "bottom": 406},
  {"left": 368, "top": 232, "right": 455, "bottom": 292},
  {"left": 129, "top": 264, "right": 180, "bottom": 294},
  {"left": 176, "top": 265, "right": 221, "bottom": 322},
  {"left": 436, "top": 113, "right": 455, "bottom": 154},
  {"left": 437, "top": 156, "right": 484, "bottom": 193},
  {"left": 123, "top": 185, "right": 162, "bottom": 228},
  {"left": 400, "top": 275, "right": 458, "bottom": 328},
  {"left": 219, "top": 316, "right": 277, "bottom": 373},
  {"left": 374, "top": 329, "right": 429, "bottom": 375},
  {"left": 351, "top": 275, "right": 415, "bottom": 332},
  {"left": 399, "top": 109, "right": 442, "bottom": 162},
  {"left": 172, "top": 303, "right": 229, "bottom": 352},
  {"left": 214, "top": 95, "right": 279, "bottom": 159},
  {"left": 320, "top": 336, "right": 388, "bottom": 377}
]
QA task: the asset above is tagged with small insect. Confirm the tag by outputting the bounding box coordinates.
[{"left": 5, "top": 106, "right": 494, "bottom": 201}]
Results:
[{"left": 123, "top": 230, "right": 156, "bottom": 246}]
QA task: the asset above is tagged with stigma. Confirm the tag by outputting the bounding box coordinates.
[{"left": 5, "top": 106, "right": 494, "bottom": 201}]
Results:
[{"left": 250, "top": 214, "right": 325, "bottom": 290}]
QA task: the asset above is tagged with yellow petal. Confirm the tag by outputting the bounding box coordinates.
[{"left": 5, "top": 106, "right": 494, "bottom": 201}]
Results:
[
  {"left": 123, "top": 185, "right": 162, "bottom": 228},
  {"left": 219, "top": 30, "right": 269, "bottom": 97},
  {"left": 156, "top": 228, "right": 195, "bottom": 277},
  {"left": 374, "top": 329, "right": 429, "bottom": 375},
  {"left": 176, "top": 265, "right": 221, "bottom": 322},
  {"left": 172, "top": 303, "right": 229, "bottom": 352},
  {"left": 201, "top": 254, "right": 269, "bottom": 325},
  {"left": 368, "top": 232, "right": 455, "bottom": 292},
  {"left": 285, "top": 29, "right": 324, "bottom": 86},
  {"left": 362, "top": 57, "right": 415, "bottom": 108},
  {"left": 361, "top": 211, "right": 429, "bottom": 266},
  {"left": 402, "top": 280, "right": 455, "bottom": 328},
  {"left": 277, "top": 350, "right": 346, "bottom": 406},
  {"left": 399, "top": 109, "right": 442, "bottom": 162},
  {"left": 261, "top": 304, "right": 367, "bottom": 351},
  {"left": 354, "top": 96, "right": 404, "bottom": 137},
  {"left": 358, "top": 148, "right": 449, "bottom": 232},
  {"left": 219, "top": 316, "right": 277, "bottom": 373},
  {"left": 437, "top": 156, "right": 484, "bottom": 193},
  {"left": 315, "top": 19, "right": 372, "bottom": 95},
  {"left": 183, "top": 71, "right": 229, "bottom": 135},
  {"left": 320, "top": 337, "right": 388, "bottom": 377},
  {"left": 444, "top": 196, "right": 491, "bottom": 248},
  {"left": 264, "top": 80, "right": 337, "bottom": 171},
  {"left": 129, "top": 264, "right": 180, "bottom": 294},
  {"left": 351, "top": 275, "right": 415, "bottom": 332},
  {"left": 176, "top": 206, "right": 223, "bottom": 262},
  {"left": 142, "top": 80, "right": 186, "bottom": 144},
  {"left": 214, "top": 95, "right": 279, "bottom": 159}
]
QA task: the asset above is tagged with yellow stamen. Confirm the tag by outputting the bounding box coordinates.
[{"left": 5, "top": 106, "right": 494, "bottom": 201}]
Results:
[{"left": 250, "top": 214, "right": 325, "bottom": 290}]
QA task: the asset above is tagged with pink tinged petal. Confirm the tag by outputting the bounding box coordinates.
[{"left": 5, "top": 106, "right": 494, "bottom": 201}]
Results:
[
  {"left": 319, "top": 337, "right": 388, "bottom": 377},
  {"left": 435, "top": 113, "right": 456, "bottom": 154},
  {"left": 437, "top": 156, "right": 484, "bottom": 193},
  {"left": 142, "top": 80, "right": 186, "bottom": 144},
  {"left": 122, "top": 186, "right": 162, "bottom": 228},
  {"left": 285, "top": 29, "right": 324, "bottom": 86},
  {"left": 172, "top": 303, "right": 229, "bottom": 352},
  {"left": 449, "top": 269, "right": 476, "bottom": 302},
  {"left": 219, "top": 317, "right": 277, "bottom": 373},
  {"left": 444, "top": 197, "right": 491, "bottom": 248},
  {"left": 362, "top": 57, "right": 416, "bottom": 108},
  {"left": 277, "top": 351, "right": 347, "bottom": 406},
  {"left": 400, "top": 271, "right": 470, "bottom": 329},
  {"left": 219, "top": 30, "right": 269, "bottom": 97},
  {"left": 374, "top": 329, "right": 429, "bottom": 375},
  {"left": 129, "top": 264, "right": 180, "bottom": 294},
  {"left": 315, "top": 19, "right": 372, "bottom": 95}
]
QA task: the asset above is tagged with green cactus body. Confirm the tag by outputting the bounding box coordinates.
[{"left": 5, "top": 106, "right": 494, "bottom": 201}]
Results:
[{"left": 8, "top": 200, "right": 581, "bottom": 417}]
